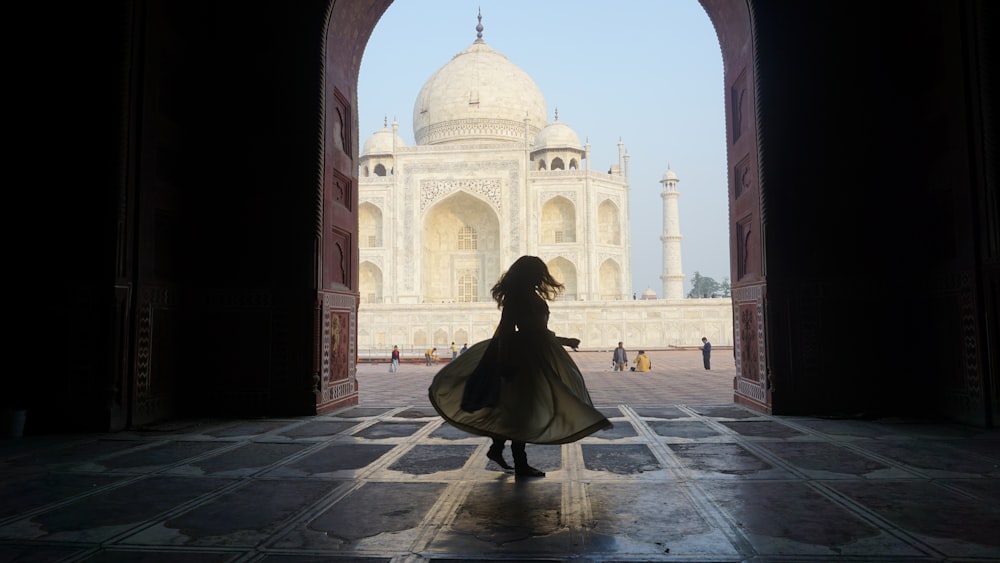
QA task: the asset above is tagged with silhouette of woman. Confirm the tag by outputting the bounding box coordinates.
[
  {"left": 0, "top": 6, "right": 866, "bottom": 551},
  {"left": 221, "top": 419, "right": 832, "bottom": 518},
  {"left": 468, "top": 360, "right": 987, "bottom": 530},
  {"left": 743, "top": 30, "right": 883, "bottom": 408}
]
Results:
[{"left": 428, "top": 256, "right": 612, "bottom": 476}]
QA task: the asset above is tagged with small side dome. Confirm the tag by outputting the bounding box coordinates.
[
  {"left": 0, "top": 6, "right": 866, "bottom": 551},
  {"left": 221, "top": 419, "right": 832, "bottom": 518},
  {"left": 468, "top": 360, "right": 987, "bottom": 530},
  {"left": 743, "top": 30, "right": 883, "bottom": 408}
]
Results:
[
  {"left": 534, "top": 119, "right": 581, "bottom": 150},
  {"left": 362, "top": 126, "right": 407, "bottom": 156},
  {"left": 642, "top": 287, "right": 658, "bottom": 300},
  {"left": 661, "top": 168, "right": 679, "bottom": 182}
]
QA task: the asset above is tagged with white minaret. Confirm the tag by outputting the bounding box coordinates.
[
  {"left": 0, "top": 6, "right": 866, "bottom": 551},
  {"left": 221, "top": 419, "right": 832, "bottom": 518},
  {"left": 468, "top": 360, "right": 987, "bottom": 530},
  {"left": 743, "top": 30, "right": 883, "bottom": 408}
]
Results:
[{"left": 659, "top": 167, "right": 685, "bottom": 299}]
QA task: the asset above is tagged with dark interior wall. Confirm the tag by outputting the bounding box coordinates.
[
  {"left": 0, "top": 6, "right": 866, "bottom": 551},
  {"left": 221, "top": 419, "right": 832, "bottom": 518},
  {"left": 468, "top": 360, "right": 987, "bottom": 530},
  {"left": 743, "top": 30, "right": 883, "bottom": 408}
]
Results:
[
  {"left": 981, "top": 1, "right": 1000, "bottom": 426},
  {"left": 169, "top": 1, "right": 331, "bottom": 418},
  {"left": 7, "top": 0, "right": 995, "bottom": 433},
  {"left": 750, "top": 1, "right": 886, "bottom": 416},
  {"left": 9, "top": 2, "right": 135, "bottom": 431},
  {"left": 752, "top": 1, "right": 997, "bottom": 422},
  {"left": 10, "top": 1, "right": 335, "bottom": 432}
]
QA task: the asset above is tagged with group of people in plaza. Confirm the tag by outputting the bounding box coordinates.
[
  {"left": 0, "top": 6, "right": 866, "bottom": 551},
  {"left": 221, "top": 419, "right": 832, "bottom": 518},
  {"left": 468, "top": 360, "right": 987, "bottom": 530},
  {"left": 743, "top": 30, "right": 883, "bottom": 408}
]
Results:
[
  {"left": 393, "top": 337, "right": 712, "bottom": 373},
  {"left": 611, "top": 342, "right": 653, "bottom": 372},
  {"left": 387, "top": 342, "right": 470, "bottom": 371},
  {"left": 611, "top": 338, "right": 711, "bottom": 372},
  {"left": 420, "top": 345, "right": 468, "bottom": 366}
]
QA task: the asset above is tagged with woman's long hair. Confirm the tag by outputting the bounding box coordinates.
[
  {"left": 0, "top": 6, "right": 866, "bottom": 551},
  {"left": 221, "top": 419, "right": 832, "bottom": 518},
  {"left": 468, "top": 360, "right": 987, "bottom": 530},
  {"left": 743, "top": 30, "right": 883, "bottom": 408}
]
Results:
[{"left": 490, "top": 255, "right": 564, "bottom": 307}]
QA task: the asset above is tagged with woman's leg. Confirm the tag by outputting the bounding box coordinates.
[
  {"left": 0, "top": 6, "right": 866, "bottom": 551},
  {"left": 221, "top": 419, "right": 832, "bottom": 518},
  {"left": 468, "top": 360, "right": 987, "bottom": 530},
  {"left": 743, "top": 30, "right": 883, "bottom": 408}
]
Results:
[
  {"left": 510, "top": 441, "right": 545, "bottom": 477},
  {"left": 486, "top": 437, "right": 512, "bottom": 470}
]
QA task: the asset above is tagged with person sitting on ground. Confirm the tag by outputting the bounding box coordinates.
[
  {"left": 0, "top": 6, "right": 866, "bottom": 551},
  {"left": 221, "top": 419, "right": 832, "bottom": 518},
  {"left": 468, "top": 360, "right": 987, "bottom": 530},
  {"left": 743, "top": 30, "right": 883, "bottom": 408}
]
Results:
[{"left": 634, "top": 350, "right": 651, "bottom": 372}]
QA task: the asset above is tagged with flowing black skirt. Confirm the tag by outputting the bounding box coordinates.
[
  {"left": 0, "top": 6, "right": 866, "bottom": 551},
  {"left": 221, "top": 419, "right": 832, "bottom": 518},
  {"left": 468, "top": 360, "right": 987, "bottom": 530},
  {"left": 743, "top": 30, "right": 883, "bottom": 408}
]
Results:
[{"left": 428, "top": 334, "right": 612, "bottom": 444}]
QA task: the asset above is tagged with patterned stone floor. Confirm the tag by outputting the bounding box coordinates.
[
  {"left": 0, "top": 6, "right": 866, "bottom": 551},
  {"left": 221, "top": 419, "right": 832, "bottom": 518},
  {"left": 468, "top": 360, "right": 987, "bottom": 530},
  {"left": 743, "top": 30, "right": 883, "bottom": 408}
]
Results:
[{"left": 1, "top": 351, "right": 998, "bottom": 562}]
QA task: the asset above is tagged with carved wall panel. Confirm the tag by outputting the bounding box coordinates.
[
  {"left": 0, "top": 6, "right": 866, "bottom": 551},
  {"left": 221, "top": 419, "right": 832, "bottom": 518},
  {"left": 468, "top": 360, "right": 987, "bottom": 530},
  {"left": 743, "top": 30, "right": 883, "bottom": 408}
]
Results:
[
  {"left": 331, "top": 88, "right": 351, "bottom": 156},
  {"left": 933, "top": 271, "right": 986, "bottom": 425},
  {"left": 734, "top": 155, "right": 752, "bottom": 200},
  {"left": 132, "top": 286, "right": 177, "bottom": 426},
  {"left": 328, "top": 227, "right": 352, "bottom": 288},
  {"left": 331, "top": 169, "right": 353, "bottom": 211},
  {"left": 731, "top": 68, "right": 748, "bottom": 144},
  {"left": 329, "top": 311, "right": 349, "bottom": 382},
  {"left": 736, "top": 215, "right": 753, "bottom": 280},
  {"left": 318, "top": 291, "right": 358, "bottom": 413},
  {"left": 732, "top": 284, "right": 768, "bottom": 410}
]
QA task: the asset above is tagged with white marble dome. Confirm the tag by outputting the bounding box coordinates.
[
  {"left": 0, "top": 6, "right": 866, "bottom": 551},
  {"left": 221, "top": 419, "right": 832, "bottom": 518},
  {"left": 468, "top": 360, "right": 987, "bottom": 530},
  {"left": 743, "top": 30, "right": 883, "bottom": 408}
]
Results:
[
  {"left": 362, "top": 125, "right": 407, "bottom": 156},
  {"left": 413, "top": 38, "right": 547, "bottom": 146},
  {"left": 534, "top": 118, "right": 581, "bottom": 150},
  {"left": 662, "top": 168, "right": 679, "bottom": 182}
]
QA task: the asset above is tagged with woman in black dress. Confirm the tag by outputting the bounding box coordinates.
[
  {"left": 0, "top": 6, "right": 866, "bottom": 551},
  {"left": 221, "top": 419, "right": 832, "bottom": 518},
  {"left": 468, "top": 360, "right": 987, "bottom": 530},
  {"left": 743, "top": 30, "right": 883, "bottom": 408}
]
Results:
[{"left": 428, "top": 256, "right": 612, "bottom": 476}]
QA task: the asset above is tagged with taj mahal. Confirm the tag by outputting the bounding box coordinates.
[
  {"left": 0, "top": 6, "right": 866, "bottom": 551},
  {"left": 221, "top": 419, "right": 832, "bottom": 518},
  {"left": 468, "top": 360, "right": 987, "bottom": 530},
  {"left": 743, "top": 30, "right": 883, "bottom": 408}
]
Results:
[{"left": 357, "top": 14, "right": 732, "bottom": 357}]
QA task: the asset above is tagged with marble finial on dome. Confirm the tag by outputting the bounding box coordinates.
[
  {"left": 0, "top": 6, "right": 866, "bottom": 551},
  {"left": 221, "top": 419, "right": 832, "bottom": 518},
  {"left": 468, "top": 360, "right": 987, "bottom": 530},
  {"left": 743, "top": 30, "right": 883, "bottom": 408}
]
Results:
[
  {"left": 383, "top": 115, "right": 388, "bottom": 128},
  {"left": 475, "top": 8, "right": 484, "bottom": 43},
  {"left": 554, "top": 107, "right": 559, "bottom": 122}
]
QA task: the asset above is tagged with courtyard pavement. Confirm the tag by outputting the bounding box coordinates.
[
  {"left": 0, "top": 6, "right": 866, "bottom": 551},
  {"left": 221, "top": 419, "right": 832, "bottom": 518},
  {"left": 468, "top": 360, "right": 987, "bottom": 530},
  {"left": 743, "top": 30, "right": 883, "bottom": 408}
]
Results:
[{"left": 1, "top": 350, "right": 998, "bottom": 562}]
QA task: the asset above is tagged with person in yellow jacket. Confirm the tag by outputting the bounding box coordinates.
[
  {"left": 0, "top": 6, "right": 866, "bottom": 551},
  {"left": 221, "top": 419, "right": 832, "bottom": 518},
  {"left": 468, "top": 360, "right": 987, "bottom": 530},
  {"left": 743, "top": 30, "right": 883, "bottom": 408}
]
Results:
[{"left": 634, "top": 350, "right": 652, "bottom": 372}]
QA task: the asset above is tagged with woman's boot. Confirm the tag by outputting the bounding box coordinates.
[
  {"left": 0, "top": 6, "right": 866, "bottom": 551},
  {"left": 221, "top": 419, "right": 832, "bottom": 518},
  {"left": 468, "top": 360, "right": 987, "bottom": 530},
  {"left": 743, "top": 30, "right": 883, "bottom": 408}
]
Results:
[
  {"left": 511, "top": 441, "right": 545, "bottom": 477},
  {"left": 486, "top": 438, "right": 512, "bottom": 470}
]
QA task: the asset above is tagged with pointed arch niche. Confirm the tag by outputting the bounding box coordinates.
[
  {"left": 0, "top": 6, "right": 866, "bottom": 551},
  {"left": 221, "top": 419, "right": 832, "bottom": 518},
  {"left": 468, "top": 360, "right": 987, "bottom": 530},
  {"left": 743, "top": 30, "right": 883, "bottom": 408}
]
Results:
[
  {"left": 359, "top": 202, "right": 383, "bottom": 248},
  {"left": 359, "top": 261, "right": 383, "bottom": 304},
  {"left": 547, "top": 257, "right": 578, "bottom": 300},
  {"left": 421, "top": 192, "right": 500, "bottom": 303},
  {"left": 597, "top": 200, "right": 621, "bottom": 245},
  {"left": 541, "top": 196, "right": 576, "bottom": 244},
  {"left": 599, "top": 259, "right": 623, "bottom": 300}
]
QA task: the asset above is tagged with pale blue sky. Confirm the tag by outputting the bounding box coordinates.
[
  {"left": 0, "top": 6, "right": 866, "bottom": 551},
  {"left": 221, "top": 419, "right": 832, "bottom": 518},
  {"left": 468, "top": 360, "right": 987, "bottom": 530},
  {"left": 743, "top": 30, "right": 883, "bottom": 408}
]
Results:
[{"left": 358, "top": 0, "right": 729, "bottom": 296}]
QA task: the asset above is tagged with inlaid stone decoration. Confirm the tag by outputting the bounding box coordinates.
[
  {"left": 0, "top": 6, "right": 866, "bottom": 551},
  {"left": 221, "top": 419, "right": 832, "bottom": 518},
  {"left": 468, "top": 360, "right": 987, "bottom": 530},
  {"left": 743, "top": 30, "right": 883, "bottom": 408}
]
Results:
[{"left": 420, "top": 178, "right": 502, "bottom": 212}]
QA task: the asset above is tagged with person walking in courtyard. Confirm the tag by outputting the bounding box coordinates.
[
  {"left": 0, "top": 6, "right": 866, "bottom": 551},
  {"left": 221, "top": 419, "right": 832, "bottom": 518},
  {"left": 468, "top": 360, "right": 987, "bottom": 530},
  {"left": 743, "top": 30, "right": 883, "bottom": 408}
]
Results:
[
  {"left": 428, "top": 255, "right": 612, "bottom": 477},
  {"left": 389, "top": 345, "right": 400, "bottom": 373},
  {"left": 634, "top": 350, "right": 651, "bottom": 372},
  {"left": 612, "top": 342, "right": 628, "bottom": 372},
  {"left": 460, "top": 343, "right": 468, "bottom": 355},
  {"left": 425, "top": 347, "right": 437, "bottom": 366},
  {"left": 451, "top": 342, "right": 458, "bottom": 361},
  {"left": 700, "top": 337, "right": 712, "bottom": 370}
]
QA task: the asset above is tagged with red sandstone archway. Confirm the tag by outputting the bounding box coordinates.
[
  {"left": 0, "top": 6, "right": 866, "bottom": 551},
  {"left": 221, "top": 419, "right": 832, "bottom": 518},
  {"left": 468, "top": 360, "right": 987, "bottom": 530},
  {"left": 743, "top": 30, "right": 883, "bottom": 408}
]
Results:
[
  {"left": 320, "top": 0, "right": 768, "bottom": 414},
  {"left": 698, "top": 0, "right": 770, "bottom": 412}
]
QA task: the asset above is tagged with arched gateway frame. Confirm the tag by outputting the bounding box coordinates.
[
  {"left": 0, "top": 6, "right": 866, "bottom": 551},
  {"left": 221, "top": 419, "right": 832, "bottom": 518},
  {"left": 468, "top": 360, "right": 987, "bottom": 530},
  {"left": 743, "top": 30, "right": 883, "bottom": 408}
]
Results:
[
  {"left": 318, "top": 0, "right": 769, "bottom": 413},
  {"left": 304, "top": 0, "right": 998, "bottom": 427},
  {"left": 91, "top": 0, "right": 987, "bottom": 431},
  {"left": 22, "top": 0, "right": 994, "bottom": 433}
]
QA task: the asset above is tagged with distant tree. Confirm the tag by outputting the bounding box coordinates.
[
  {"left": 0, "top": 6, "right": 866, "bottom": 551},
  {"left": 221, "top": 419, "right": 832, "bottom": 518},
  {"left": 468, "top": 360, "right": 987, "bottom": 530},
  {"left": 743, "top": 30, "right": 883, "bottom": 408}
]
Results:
[
  {"left": 717, "top": 277, "right": 731, "bottom": 298},
  {"left": 687, "top": 271, "right": 720, "bottom": 298}
]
